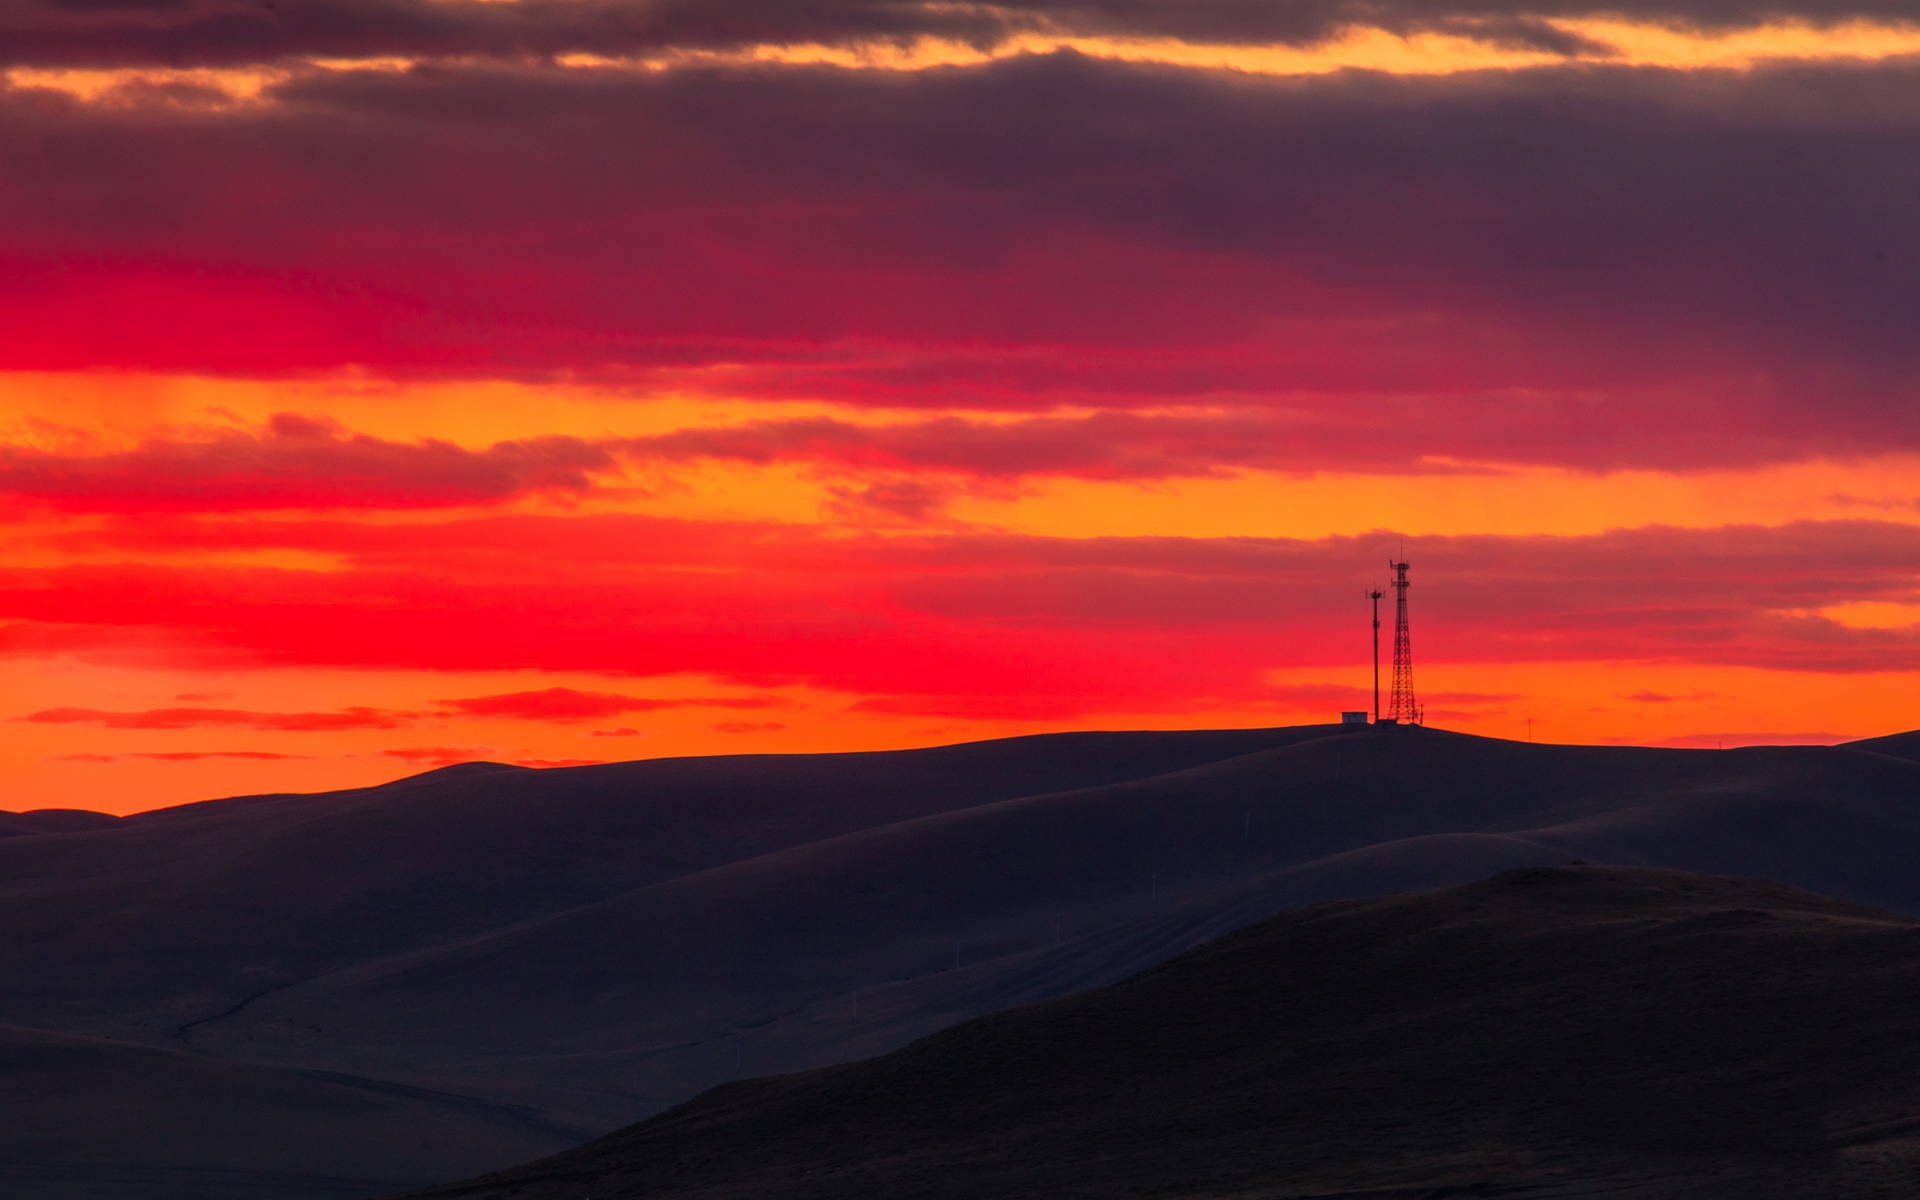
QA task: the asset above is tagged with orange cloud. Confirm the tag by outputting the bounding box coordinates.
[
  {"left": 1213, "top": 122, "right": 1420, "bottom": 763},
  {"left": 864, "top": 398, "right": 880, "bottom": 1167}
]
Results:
[
  {"left": 20, "top": 706, "right": 416, "bottom": 731},
  {"left": 53, "top": 750, "right": 314, "bottom": 762},
  {"left": 376, "top": 746, "right": 497, "bottom": 766},
  {"left": 436, "top": 687, "right": 786, "bottom": 722}
]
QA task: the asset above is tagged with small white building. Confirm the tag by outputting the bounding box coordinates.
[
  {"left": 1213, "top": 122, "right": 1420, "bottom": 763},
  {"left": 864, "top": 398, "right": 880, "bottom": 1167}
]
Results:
[{"left": 1341, "top": 711, "right": 1369, "bottom": 725}]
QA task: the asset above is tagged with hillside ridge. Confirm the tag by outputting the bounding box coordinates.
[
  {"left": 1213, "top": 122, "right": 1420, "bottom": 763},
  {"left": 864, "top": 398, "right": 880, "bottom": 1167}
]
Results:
[{"left": 391, "top": 865, "right": 1920, "bottom": 1200}]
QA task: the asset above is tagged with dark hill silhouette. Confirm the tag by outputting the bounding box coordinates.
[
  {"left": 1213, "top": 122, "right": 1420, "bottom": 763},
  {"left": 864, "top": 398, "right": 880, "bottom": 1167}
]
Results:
[
  {"left": 0, "top": 1024, "right": 568, "bottom": 1200},
  {"left": 391, "top": 866, "right": 1920, "bottom": 1200},
  {"left": 190, "top": 724, "right": 1920, "bottom": 1131},
  {"left": 4, "top": 725, "right": 1920, "bottom": 1197},
  {"left": 0, "top": 726, "right": 1322, "bottom": 1041},
  {"left": 1835, "top": 728, "right": 1920, "bottom": 763},
  {"left": 0, "top": 808, "right": 124, "bottom": 837}
]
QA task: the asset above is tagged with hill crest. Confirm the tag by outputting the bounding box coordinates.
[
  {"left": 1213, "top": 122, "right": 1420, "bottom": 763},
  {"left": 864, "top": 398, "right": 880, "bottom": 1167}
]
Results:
[{"left": 395, "top": 865, "right": 1920, "bottom": 1200}]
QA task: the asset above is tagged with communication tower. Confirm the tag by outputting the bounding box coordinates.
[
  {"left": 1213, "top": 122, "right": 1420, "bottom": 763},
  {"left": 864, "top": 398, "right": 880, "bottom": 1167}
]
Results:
[
  {"left": 1387, "top": 558, "right": 1420, "bottom": 724},
  {"left": 1365, "top": 586, "right": 1384, "bottom": 722}
]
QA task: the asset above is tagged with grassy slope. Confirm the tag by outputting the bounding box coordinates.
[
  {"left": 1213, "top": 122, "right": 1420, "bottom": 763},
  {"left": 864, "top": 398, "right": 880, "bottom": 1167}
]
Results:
[{"left": 396, "top": 866, "right": 1920, "bottom": 1200}]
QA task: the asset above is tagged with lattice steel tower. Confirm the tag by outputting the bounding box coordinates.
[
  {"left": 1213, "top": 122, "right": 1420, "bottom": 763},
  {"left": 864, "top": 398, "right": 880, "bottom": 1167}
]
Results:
[{"left": 1387, "top": 558, "right": 1420, "bottom": 724}]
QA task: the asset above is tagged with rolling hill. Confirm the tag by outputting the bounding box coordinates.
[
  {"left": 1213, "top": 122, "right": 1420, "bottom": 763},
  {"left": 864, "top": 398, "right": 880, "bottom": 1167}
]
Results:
[
  {"left": 389, "top": 866, "right": 1920, "bottom": 1200},
  {"left": 4, "top": 723, "right": 1920, "bottom": 1197}
]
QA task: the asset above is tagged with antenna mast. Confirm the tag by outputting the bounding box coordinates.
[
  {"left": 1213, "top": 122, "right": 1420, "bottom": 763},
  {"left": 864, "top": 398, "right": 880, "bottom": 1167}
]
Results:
[
  {"left": 1365, "top": 586, "right": 1384, "bottom": 722},
  {"left": 1388, "top": 558, "right": 1419, "bottom": 724}
]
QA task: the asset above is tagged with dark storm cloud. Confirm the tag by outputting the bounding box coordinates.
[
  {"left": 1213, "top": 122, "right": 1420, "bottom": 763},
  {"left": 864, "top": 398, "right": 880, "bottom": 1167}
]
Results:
[
  {"left": 0, "top": 414, "right": 619, "bottom": 510},
  {"left": 0, "top": 0, "right": 1008, "bottom": 68},
  {"left": 1, "top": 52, "right": 1916, "bottom": 470},
  {"left": 619, "top": 410, "right": 1644, "bottom": 480},
  {"left": 0, "top": 0, "right": 1914, "bottom": 68},
  {"left": 993, "top": 0, "right": 1920, "bottom": 44},
  {"left": 626, "top": 414, "right": 1319, "bottom": 480}
]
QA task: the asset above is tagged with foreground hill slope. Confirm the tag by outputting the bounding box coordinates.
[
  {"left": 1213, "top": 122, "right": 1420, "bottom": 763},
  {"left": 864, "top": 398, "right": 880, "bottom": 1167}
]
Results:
[
  {"left": 396, "top": 866, "right": 1920, "bottom": 1200},
  {"left": 0, "top": 1025, "right": 572, "bottom": 1200}
]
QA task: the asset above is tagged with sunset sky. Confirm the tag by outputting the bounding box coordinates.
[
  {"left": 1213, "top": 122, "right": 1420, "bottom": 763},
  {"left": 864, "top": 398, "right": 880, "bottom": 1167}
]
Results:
[{"left": 4, "top": 0, "right": 1919, "bottom": 813}]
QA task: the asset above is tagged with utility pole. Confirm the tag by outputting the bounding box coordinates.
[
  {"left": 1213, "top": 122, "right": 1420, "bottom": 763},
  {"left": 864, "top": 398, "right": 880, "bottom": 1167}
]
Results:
[{"left": 1366, "top": 587, "right": 1384, "bottom": 722}]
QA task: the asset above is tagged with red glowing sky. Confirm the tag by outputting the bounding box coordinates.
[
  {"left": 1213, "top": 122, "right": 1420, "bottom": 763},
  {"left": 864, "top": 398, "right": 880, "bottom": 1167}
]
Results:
[{"left": 4, "top": 4, "right": 1920, "bottom": 811}]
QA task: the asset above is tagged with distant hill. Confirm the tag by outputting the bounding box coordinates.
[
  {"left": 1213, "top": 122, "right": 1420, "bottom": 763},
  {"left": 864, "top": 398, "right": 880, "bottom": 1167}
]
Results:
[
  {"left": 1835, "top": 728, "right": 1920, "bottom": 763},
  {"left": 0, "top": 726, "right": 1324, "bottom": 1042},
  {"left": 0, "top": 808, "right": 123, "bottom": 837},
  {"left": 391, "top": 866, "right": 1920, "bottom": 1200},
  {"left": 3, "top": 724, "right": 1920, "bottom": 1197}
]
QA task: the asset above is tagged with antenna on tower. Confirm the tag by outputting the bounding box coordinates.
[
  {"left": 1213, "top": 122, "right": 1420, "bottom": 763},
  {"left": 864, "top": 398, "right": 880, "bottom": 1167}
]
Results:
[
  {"left": 1387, "top": 557, "right": 1418, "bottom": 725},
  {"left": 1365, "top": 585, "right": 1384, "bottom": 723}
]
